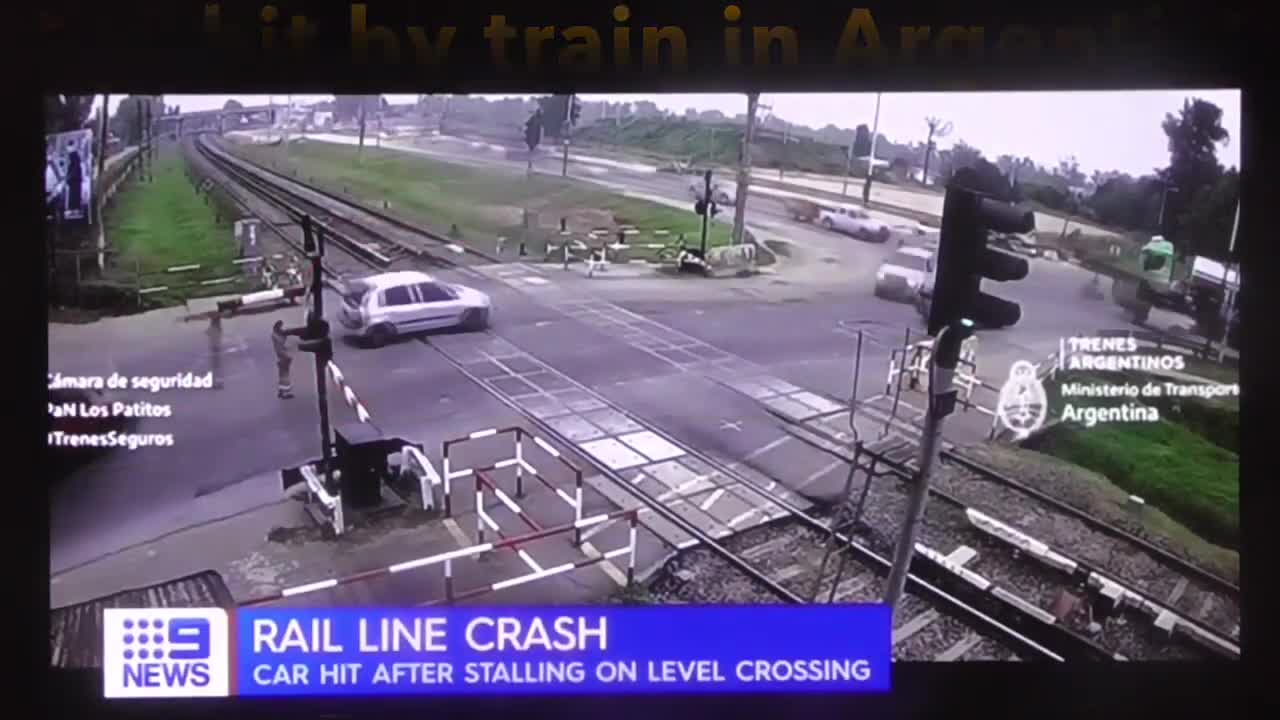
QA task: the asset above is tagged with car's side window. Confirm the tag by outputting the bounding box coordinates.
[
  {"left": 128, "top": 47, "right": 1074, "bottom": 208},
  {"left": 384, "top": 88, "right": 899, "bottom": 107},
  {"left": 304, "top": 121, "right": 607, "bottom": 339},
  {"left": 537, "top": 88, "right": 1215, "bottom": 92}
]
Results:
[
  {"left": 415, "top": 282, "right": 454, "bottom": 303},
  {"left": 383, "top": 285, "right": 414, "bottom": 307}
]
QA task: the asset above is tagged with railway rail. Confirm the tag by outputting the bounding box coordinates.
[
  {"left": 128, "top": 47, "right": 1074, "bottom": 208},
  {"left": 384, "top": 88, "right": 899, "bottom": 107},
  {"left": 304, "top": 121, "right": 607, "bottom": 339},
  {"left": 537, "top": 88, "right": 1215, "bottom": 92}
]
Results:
[
  {"left": 781, "top": 415, "right": 1240, "bottom": 661},
  {"left": 197, "top": 136, "right": 495, "bottom": 271},
  {"left": 187, "top": 136, "right": 1229, "bottom": 662}
]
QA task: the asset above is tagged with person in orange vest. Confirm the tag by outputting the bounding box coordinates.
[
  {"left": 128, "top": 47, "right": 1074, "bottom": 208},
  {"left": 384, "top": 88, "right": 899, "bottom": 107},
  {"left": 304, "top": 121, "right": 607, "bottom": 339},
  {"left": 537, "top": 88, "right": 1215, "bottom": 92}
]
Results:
[{"left": 272, "top": 320, "right": 295, "bottom": 399}]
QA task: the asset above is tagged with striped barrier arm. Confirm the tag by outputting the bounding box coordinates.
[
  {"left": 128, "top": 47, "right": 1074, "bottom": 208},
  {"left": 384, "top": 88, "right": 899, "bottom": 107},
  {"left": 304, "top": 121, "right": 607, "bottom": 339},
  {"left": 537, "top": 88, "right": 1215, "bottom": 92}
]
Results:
[
  {"left": 966, "top": 508, "right": 1239, "bottom": 659},
  {"left": 240, "top": 508, "right": 638, "bottom": 607},
  {"left": 326, "top": 361, "right": 374, "bottom": 424},
  {"left": 299, "top": 464, "right": 345, "bottom": 536},
  {"left": 213, "top": 285, "right": 306, "bottom": 313}
]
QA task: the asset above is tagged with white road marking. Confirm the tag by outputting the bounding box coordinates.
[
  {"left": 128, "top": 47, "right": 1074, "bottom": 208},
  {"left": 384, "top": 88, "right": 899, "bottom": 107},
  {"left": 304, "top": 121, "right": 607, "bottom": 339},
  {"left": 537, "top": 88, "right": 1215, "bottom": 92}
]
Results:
[
  {"left": 699, "top": 488, "right": 726, "bottom": 511},
  {"left": 443, "top": 518, "right": 471, "bottom": 548},
  {"left": 797, "top": 459, "right": 846, "bottom": 490},
  {"left": 581, "top": 542, "right": 628, "bottom": 586}
]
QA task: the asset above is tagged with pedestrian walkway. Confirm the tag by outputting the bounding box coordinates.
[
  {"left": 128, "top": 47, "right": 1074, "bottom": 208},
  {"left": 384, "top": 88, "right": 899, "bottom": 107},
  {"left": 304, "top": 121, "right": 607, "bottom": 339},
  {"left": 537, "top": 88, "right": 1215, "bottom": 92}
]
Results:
[{"left": 426, "top": 330, "right": 812, "bottom": 574}]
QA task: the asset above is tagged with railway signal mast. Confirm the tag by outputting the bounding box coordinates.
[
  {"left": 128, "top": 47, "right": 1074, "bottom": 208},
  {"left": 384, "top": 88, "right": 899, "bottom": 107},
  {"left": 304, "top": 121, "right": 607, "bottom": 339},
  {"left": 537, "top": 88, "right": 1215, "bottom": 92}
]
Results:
[
  {"left": 883, "top": 168, "right": 1034, "bottom": 617},
  {"left": 290, "top": 215, "right": 337, "bottom": 494}
]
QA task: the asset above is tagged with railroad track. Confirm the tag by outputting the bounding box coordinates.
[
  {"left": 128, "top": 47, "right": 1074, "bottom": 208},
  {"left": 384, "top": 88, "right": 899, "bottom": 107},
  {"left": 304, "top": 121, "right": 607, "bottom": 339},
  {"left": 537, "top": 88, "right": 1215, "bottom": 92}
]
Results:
[
  {"left": 197, "top": 136, "right": 496, "bottom": 272},
  {"left": 448, "top": 265, "right": 1239, "bottom": 661},
  {"left": 420, "top": 330, "right": 1089, "bottom": 662},
  {"left": 194, "top": 137, "right": 411, "bottom": 276},
  {"left": 780, "top": 415, "right": 1240, "bottom": 661},
  {"left": 181, "top": 142, "right": 1230, "bottom": 662},
  {"left": 179, "top": 139, "right": 354, "bottom": 282}
]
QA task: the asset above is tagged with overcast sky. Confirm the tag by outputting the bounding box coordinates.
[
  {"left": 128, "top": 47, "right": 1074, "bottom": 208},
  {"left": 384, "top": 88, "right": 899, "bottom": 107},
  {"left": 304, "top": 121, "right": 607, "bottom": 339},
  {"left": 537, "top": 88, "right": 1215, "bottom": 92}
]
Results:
[{"left": 104, "top": 90, "right": 1240, "bottom": 177}]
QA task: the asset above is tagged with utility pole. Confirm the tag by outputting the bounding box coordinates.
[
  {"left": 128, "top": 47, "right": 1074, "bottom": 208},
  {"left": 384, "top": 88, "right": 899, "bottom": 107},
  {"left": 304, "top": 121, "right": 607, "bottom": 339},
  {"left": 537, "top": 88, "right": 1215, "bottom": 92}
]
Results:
[
  {"left": 861, "top": 92, "right": 882, "bottom": 205},
  {"left": 732, "top": 93, "right": 760, "bottom": 247},
  {"left": 561, "top": 93, "right": 575, "bottom": 178},
  {"left": 700, "top": 170, "right": 713, "bottom": 257},
  {"left": 357, "top": 102, "right": 367, "bottom": 159},
  {"left": 97, "top": 94, "right": 110, "bottom": 178},
  {"left": 842, "top": 139, "right": 854, "bottom": 196},
  {"left": 1215, "top": 199, "right": 1240, "bottom": 361},
  {"left": 779, "top": 126, "right": 789, "bottom": 181}
]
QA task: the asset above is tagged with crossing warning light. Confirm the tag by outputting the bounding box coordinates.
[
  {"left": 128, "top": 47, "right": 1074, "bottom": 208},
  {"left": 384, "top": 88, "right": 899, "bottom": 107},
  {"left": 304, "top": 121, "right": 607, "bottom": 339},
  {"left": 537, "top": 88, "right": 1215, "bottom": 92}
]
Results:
[{"left": 927, "top": 169, "right": 1035, "bottom": 336}]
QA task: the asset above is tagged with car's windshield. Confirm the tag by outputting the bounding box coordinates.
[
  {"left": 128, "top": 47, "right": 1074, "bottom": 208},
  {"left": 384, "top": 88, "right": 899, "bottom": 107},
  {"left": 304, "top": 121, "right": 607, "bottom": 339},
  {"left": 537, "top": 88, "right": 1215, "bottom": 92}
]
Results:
[{"left": 888, "top": 253, "right": 930, "bottom": 272}]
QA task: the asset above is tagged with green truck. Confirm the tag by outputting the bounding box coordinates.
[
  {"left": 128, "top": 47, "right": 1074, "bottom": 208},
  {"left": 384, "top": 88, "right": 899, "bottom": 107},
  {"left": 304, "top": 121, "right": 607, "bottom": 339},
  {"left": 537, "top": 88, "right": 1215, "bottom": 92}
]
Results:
[{"left": 1102, "top": 236, "right": 1239, "bottom": 347}]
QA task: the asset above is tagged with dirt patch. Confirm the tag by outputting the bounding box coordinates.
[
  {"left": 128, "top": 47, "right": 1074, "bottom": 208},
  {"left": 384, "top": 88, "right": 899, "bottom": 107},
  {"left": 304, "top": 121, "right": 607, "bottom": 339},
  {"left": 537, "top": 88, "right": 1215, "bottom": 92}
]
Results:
[
  {"left": 267, "top": 502, "right": 442, "bottom": 547},
  {"left": 533, "top": 207, "right": 617, "bottom": 234},
  {"left": 475, "top": 204, "right": 526, "bottom": 228}
]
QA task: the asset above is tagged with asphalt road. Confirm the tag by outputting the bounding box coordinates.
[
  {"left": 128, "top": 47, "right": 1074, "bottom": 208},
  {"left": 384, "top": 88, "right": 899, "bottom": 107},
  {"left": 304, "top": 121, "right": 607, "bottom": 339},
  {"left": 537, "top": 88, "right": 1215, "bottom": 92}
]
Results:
[{"left": 50, "top": 133, "right": 1162, "bottom": 581}]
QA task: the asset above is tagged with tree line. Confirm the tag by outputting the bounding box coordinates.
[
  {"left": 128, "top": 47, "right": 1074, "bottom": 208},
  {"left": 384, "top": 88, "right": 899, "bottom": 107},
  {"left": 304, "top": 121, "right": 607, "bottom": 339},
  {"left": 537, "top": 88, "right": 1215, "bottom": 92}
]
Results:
[{"left": 932, "top": 98, "right": 1236, "bottom": 260}]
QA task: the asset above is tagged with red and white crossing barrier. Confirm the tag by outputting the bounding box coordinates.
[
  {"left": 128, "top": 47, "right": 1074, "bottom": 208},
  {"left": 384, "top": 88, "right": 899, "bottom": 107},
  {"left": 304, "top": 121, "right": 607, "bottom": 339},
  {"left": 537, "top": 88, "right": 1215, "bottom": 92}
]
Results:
[
  {"left": 442, "top": 427, "right": 586, "bottom": 543},
  {"left": 326, "top": 361, "right": 374, "bottom": 425},
  {"left": 299, "top": 463, "right": 345, "bottom": 536},
  {"left": 239, "top": 508, "right": 639, "bottom": 607}
]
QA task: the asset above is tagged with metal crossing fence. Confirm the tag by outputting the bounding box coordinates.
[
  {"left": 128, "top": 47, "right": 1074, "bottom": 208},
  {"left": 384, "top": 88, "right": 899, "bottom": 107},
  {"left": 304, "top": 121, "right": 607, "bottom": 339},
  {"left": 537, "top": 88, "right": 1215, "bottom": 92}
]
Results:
[
  {"left": 239, "top": 507, "right": 639, "bottom": 607},
  {"left": 441, "top": 427, "right": 586, "bottom": 543}
]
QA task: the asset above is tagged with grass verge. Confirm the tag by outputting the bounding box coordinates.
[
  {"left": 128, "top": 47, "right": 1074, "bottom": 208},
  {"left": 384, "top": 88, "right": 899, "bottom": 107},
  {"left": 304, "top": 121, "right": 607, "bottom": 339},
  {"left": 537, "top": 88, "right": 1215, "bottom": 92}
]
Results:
[
  {"left": 102, "top": 148, "right": 249, "bottom": 308},
  {"left": 959, "top": 444, "right": 1238, "bottom": 583},
  {"left": 226, "top": 139, "right": 734, "bottom": 261},
  {"left": 1031, "top": 370, "right": 1239, "bottom": 549}
]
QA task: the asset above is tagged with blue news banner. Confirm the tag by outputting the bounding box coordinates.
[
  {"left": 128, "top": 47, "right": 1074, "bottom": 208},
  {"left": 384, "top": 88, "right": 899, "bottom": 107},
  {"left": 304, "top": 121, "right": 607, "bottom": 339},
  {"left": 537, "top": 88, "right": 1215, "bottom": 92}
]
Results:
[{"left": 103, "top": 606, "right": 891, "bottom": 697}]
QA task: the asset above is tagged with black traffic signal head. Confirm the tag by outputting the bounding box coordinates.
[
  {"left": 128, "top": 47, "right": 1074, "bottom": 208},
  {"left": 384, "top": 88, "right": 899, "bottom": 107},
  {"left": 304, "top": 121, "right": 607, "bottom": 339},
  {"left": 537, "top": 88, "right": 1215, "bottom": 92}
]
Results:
[
  {"left": 694, "top": 199, "right": 707, "bottom": 216},
  {"left": 570, "top": 97, "right": 582, "bottom": 126},
  {"left": 927, "top": 175, "right": 1035, "bottom": 336},
  {"left": 297, "top": 318, "right": 334, "bottom": 362},
  {"left": 524, "top": 112, "right": 543, "bottom": 151},
  {"left": 709, "top": 202, "right": 720, "bottom": 217}
]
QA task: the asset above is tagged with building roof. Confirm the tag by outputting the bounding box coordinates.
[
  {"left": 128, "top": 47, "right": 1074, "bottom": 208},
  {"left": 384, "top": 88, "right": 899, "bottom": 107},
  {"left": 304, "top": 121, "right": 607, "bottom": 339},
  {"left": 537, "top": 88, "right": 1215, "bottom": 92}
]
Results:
[{"left": 50, "top": 570, "right": 235, "bottom": 669}]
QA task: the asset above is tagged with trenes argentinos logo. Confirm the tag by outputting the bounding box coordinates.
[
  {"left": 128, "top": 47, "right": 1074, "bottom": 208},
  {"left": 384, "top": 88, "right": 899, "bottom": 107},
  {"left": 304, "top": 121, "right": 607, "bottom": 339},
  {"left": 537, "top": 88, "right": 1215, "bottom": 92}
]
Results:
[{"left": 102, "top": 608, "right": 230, "bottom": 698}]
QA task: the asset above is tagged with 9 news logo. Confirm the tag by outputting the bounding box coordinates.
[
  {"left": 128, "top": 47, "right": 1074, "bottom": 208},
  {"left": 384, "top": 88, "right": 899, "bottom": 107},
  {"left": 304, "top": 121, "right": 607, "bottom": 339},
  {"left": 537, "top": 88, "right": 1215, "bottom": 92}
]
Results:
[{"left": 102, "top": 608, "right": 229, "bottom": 698}]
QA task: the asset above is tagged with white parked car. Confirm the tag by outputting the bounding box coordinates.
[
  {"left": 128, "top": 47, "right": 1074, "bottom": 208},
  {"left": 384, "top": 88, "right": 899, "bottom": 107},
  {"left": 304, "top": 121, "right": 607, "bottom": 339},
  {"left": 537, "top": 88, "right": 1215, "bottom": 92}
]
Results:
[
  {"left": 338, "top": 271, "right": 491, "bottom": 347},
  {"left": 818, "top": 205, "right": 892, "bottom": 242},
  {"left": 875, "top": 247, "right": 934, "bottom": 302}
]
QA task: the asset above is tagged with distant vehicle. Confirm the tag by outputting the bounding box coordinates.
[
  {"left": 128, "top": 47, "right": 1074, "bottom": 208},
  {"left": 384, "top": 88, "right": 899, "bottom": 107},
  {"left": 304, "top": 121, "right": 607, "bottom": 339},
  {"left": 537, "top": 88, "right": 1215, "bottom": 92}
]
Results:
[
  {"left": 992, "top": 231, "right": 1040, "bottom": 258},
  {"left": 818, "top": 205, "right": 892, "bottom": 242},
  {"left": 876, "top": 247, "right": 934, "bottom": 302},
  {"left": 689, "top": 181, "right": 732, "bottom": 205},
  {"left": 338, "top": 271, "right": 491, "bottom": 347}
]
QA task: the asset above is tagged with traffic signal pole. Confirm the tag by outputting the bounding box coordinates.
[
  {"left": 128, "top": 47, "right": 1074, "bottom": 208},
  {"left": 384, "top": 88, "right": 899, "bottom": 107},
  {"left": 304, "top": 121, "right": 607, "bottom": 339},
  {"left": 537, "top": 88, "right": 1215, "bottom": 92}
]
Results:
[
  {"left": 882, "top": 320, "right": 971, "bottom": 614},
  {"left": 700, "top": 170, "right": 712, "bottom": 257},
  {"left": 297, "top": 216, "right": 336, "bottom": 494},
  {"left": 889, "top": 173, "right": 1034, "bottom": 621}
]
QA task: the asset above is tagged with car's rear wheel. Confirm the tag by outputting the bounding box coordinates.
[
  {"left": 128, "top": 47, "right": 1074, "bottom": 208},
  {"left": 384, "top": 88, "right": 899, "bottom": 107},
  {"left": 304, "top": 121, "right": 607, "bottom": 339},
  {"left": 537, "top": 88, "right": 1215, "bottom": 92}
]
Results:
[
  {"left": 368, "top": 324, "right": 394, "bottom": 348},
  {"left": 820, "top": 218, "right": 834, "bottom": 231},
  {"left": 877, "top": 228, "right": 892, "bottom": 243}
]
